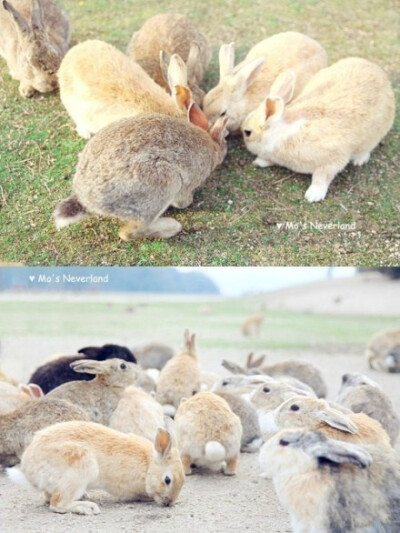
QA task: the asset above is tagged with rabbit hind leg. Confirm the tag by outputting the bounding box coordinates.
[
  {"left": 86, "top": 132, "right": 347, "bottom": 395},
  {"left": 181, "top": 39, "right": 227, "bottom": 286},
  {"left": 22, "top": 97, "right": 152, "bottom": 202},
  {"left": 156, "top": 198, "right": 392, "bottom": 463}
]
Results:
[{"left": 119, "top": 218, "right": 182, "bottom": 240}]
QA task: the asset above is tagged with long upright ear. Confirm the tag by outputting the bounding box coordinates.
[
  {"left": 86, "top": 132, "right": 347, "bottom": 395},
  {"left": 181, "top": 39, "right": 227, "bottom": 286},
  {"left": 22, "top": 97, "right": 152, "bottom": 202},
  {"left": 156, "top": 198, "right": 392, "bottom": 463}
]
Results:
[
  {"left": 3, "top": 0, "right": 31, "bottom": 35},
  {"left": 317, "top": 407, "right": 359, "bottom": 434},
  {"left": 19, "top": 383, "right": 43, "bottom": 399},
  {"left": 174, "top": 85, "right": 192, "bottom": 111},
  {"left": 78, "top": 346, "right": 100, "bottom": 357},
  {"left": 31, "top": 0, "right": 44, "bottom": 31},
  {"left": 187, "top": 41, "right": 201, "bottom": 79},
  {"left": 269, "top": 69, "right": 296, "bottom": 103},
  {"left": 232, "top": 57, "right": 265, "bottom": 95},
  {"left": 209, "top": 115, "right": 229, "bottom": 144},
  {"left": 221, "top": 359, "right": 247, "bottom": 375},
  {"left": 188, "top": 102, "right": 209, "bottom": 131},
  {"left": 167, "top": 54, "right": 188, "bottom": 93},
  {"left": 310, "top": 440, "right": 372, "bottom": 469},
  {"left": 219, "top": 42, "right": 235, "bottom": 79},
  {"left": 155, "top": 428, "right": 172, "bottom": 459},
  {"left": 70, "top": 359, "right": 103, "bottom": 375},
  {"left": 247, "top": 353, "right": 265, "bottom": 369},
  {"left": 265, "top": 96, "right": 285, "bottom": 121},
  {"left": 160, "top": 50, "right": 171, "bottom": 86}
]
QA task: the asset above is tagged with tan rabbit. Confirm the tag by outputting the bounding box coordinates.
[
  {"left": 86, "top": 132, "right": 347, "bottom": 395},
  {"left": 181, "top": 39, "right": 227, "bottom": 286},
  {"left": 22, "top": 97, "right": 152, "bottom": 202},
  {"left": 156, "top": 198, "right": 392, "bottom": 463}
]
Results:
[
  {"left": 57, "top": 39, "right": 192, "bottom": 139},
  {"left": 0, "top": 397, "right": 88, "bottom": 467},
  {"left": 47, "top": 358, "right": 138, "bottom": 425},
  {"left": 127, "top": 13, "right": 210, "bottom": 104},
  {"left": 259, "top": 429, "right": 400, "bottom": 533},
  {"left": 241, "top": 314, "right": 264, "bottom": 336},
  {"left": 109, "top": 385, "right": 165, "bottom": 442},
  {"left": 203, "top": 32, "right": 327, "bottom": 132},
  {"left": 175, "top": 391, "right": 242, "bottom": 475},
  {"left": 156, "top": 329, "right": 201, "bottom": 416},
  {"left": 53, "top": 105, "right": 228, "bottom": 240},
  {"left": 0, "top": 0, "right": 70, "bottom": 97},
  {"left": 241, "top": 57, "right": 395, "bottom": 202},
  {"left": 10, "top": 422, "right": 184, "bottom": 514},
  {"left": 0, "top": 382, "right": 43, "bottom": 415},
  {"left": 272, "top": 396, "right": 392, "bottom": 448},
  {"left": 366, "top": 327, "right": 400, "bottom": 372}
]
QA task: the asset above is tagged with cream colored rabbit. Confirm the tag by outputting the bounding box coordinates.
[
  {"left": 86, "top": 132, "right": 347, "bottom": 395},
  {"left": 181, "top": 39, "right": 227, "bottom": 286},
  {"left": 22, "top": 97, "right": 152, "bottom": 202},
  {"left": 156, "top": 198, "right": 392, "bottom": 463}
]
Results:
[
  {"left": 10, "top": 422, "right": 184, "bottom": 514},
  {"left": 58, "top": 40, "right": 191, "bottom": 138},
  {"left": 53, "top": 105, "right": 228, "bottom": 240},
  {"left": 203, "top": 32, "right": 327, "bottom": 132},
  {"left": 241, "top": 58, "right": 395, "bottom": 202},
  {"left": 175, "top": 391, "right": 242, "bottom": 475},
  {"left": 127, "top": 13, "right": 210, "bottom": 104},
  {"left": 0, "top": 0, "right": 70, "bottom": 97},
  {"left": 156, "top": 329, "right": 201, "bottom": 415}
]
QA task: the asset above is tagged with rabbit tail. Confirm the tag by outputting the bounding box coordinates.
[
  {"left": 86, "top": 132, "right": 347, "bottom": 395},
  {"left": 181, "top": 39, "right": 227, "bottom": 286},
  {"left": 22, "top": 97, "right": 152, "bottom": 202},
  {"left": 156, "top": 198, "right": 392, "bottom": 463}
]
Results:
[{"left": 53, "top": 195, "right": 89, "bottom": 229}]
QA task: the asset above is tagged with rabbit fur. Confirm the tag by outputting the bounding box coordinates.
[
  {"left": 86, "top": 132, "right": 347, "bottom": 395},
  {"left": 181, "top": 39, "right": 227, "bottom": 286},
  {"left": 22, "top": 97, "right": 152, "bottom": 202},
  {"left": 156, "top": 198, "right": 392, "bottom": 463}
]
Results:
[{"left": 366, "top": 328, "right": 400, "bottom": 373}]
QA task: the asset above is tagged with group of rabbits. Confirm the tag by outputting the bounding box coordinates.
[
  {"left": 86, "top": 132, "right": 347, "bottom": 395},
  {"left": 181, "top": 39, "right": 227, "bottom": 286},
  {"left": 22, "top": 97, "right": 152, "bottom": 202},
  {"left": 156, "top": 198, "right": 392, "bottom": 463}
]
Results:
[
  {"left": 0, "top": 328, "right": 399, "bottom": 531},
  {"left": 0, "top": 1, "right": 396, "bottom": 241}
]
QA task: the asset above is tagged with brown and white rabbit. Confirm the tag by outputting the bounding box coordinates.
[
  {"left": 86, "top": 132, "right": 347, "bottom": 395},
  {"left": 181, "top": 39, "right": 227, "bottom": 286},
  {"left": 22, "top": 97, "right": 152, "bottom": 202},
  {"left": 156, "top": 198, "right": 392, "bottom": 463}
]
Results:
[
  {"left": 0, "top": 397, "right": 88, "bottom": 467},
  {"left": 47, "top": 358, "right": 138, "bottom": 425},
  {"left": 9, "top": 422, "right": 184, "bottom": 514},
  {"left": 156, "top": 329, "right": 201, "bottom": 416},
  {"left": 53, "top": 105, "right": 228, "bottom": 240},
  {"left": 259, "top": 428, "right": 400, "bottom": 533},
  {"left": 175, "top": 391, "right": 242, "bottom": 475},
  {"left": 241, "top": 58, "right": 395, "bottom": 202},
  {"left": 203, "top": 32, "right": 327, "bottom": 132},
  {"left": 126, "top": 13, "right": 210, "bottom": 105},
  {"left": 337, "top": 373, "right": 399, "bottom": 445},
  {"left": 0, "top": 0, "right": 70, "bottom": 97},
  {"left": 271, "top": 396, "right": 392, "bottom": 448},
  {"left": 58, "top": 40, "right": 191, "bottom": 138}
]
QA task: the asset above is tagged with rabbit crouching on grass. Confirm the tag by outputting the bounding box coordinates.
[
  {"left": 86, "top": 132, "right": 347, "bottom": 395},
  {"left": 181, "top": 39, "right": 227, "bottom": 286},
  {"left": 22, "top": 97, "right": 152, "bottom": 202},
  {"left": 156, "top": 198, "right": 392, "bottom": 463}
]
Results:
[
  {"left": 241, "top": 57, "right": 395, "bottom": 202},
  {"left": 54, "top": 105, "right": 228, "bottom": 240},
  {"left": 0, "top": 0, "right": 70, "bottom": 97},
  {"left": 9, "top": 422, "right": 184, "bottom": 514}
]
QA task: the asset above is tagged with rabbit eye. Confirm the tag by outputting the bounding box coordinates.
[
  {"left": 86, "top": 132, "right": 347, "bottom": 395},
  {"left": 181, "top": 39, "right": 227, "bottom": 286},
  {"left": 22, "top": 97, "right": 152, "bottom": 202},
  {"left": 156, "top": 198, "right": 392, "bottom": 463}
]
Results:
[
  {"left": 220, "top": 110, "right": 227, "bottom": 117},
  {"left": 120, "top": 363, "right": 126, "bottom": 370},
  {"left": 262, "top": 386, "right": 270, "bottom": 393},
  {"left": 164, "top": 476, "right": 171, "bottom": 485},
  {"left": 222, "top": 381, "right": 228, "bottom": 386},
  {"left": 279, "top": 439, "right": 289, "bottom": 446},
  {"left": 244, "top": 130, "right": 252, "bottom": 137},
  {"left": 290, "top": 404, "right": 300, "bottom": 411}
]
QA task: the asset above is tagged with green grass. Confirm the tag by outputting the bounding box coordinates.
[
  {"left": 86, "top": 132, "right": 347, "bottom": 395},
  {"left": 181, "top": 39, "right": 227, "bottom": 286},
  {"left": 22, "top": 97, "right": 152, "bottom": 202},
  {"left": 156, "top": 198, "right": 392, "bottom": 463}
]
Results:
[
  {"left": 0, "top": 0, "right": 399, "bottom": 265},
  {"left": 0, "top": 297, "right": 398, "bottom": 351}
]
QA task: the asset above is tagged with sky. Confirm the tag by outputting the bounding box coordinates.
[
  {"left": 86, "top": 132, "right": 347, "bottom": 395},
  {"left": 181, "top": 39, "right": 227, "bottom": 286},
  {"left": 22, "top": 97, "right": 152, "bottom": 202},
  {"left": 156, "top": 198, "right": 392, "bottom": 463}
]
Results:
[{"left": 178, "top": 267, "right": 356, "bottom": 296}]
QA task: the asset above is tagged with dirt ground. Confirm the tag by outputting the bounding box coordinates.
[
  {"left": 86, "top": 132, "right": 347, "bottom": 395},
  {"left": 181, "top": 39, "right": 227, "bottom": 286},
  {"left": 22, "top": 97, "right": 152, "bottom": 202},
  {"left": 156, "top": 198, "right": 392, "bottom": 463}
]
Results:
[{"left": 1, "top": 341, "right": 399, "bottom": 533}]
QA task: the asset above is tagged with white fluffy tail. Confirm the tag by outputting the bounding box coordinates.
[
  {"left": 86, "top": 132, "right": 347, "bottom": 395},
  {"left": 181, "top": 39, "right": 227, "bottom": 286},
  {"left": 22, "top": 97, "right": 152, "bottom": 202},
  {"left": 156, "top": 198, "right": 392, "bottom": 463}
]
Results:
[
  {"left": 205, "top": 441, "right": 226, "bottom": 462},
  {"left": 7, "top": 467, "right": 33, "bottom": 490}
]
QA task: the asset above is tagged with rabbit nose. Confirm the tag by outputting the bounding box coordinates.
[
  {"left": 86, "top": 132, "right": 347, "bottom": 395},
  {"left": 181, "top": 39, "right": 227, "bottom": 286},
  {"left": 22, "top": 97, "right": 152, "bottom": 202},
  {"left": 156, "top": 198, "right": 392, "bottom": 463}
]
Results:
[{"left": 162, "top": 498, "right": 172, "bottom": 507}]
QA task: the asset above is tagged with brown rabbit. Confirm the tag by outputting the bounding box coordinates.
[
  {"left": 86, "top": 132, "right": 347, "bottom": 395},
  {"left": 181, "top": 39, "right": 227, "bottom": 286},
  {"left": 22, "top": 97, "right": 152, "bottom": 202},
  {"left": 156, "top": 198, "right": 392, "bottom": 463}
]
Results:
[
  {"left": 0, "top": 0, "right": 70, "bottom": 97},
  {"left": 54, "top": 105, "right": 228, "bottom": 240}
]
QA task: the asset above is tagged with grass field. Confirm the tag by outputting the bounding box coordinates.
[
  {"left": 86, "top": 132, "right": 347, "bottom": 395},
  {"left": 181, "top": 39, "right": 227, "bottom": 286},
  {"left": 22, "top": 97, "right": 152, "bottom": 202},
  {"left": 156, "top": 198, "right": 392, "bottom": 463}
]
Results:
[
  {"left": 0, "top": 0, "right": 399, "bottom": 266},
  {"left": 0, "top": 296, "right": 397, "bottom": 351}
]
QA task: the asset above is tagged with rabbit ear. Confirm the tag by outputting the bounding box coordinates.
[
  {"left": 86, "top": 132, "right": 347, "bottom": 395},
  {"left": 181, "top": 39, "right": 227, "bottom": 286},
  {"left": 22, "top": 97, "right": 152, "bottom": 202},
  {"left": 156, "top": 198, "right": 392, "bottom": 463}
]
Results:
[
  {"left": 186, "top": 41, "right": 201, "bottom": 79},
  {"left": 209, "top": 115, "right": 229, "bottom": 144},
  {"left": 219, "top": 42, "right": 235, "bottom": 79},
  {"left": 247, "top": 353, "right": 265, "bottom": 369},
  {"left": 167, "top": 54, "right": 188, "bottom": 93},
  {"left": 265, "top": 97, "right": 285, "bottom": 122},
  {"left": 160, "top": 50, "right": 171, "bottom": 85},
  {"left": 154, "top": 428, "right": 172, "bottom": 460},
  {"left": 309, "top": 440, "right": 372, "bottom": 469},
  {"left": 31, "top": 0, "right": 44, "bottom": 31},
  {"left": 232, "top": 57, "right": 265, "bottom": 96},
  {"left": 174, "top": 85, "right": 192, "bottom": 111},
  {"left": 221, "top": 359, "right": 247, "bottom": 375},
  {"left": 317, "top": 407, "right": 359, "bottom": 434},
  {"left": 3, "top": 0, "right": 31, "bottom": 35},
  {"left": 188, "top": 102, "right": 209, "bottom": 131},
  {"left": 70, "top": 359, "right": 104, "bottom": 375},
  {"left": 78, "top": 346, "right": 100, "bottom": 357},
  {"left": 269, "top": 69, "right": 296, "bottom": 103},
  {"left": 19, "top": 383, "right": 43, "bottom": 399}
]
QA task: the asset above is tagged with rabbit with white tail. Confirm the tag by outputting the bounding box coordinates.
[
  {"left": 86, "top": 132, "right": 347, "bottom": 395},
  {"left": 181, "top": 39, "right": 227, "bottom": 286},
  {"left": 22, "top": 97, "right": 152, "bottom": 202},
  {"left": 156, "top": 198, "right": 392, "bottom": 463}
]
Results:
[
  {"left": 127, "top": 13, "right": 211, "bottom": 105},
  {"left": 241, "top": 58, "right": 395, "bottom": 202},
  {"left": 53, "top": 104, "right": 228, "bottom": 240},
  {"left": 58, "top": 40, "right": 191, "bottom": 138},
  {"left": 8, "top": 422, "right": 184, "bottom": 514},
  {"left": 175, "top": 391, "right": 242, "bottom": 475},
  {"left": 203, "top": 32, "right": 327, "bottom": 132},
  {"left": 0, "top": 0, "right": 70, "bottom": 97},
  {"left": 259, "top": 428, "right": 400, "bottom": 532}
]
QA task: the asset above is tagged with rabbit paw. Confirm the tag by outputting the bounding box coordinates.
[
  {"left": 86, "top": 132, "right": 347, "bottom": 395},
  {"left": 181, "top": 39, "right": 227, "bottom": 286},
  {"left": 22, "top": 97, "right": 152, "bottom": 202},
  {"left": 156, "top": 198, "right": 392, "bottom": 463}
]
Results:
[
  {"left": 51, "top": 500, "right": 100, "bottom": 515},
  {"left": 352, "top": 152, "right": 370, "bottom": 166},
  {"left": 253, "top": 157, "right": 273, "bottom": 168},
  {"left": 305, "top": 184, "right": 328, "bottom": 203},
  {"left": 19, "top": 83, "right": 36, "bottom": 98},
  {"left": 76, "top": 126, "right": 92, "bottom": 140}
]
